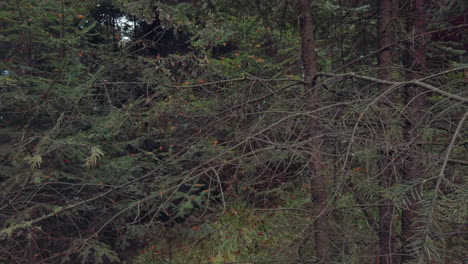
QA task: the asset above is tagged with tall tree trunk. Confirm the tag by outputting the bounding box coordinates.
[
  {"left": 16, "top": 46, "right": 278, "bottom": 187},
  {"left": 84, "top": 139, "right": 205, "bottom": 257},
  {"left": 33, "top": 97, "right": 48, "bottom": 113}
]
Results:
[
  {"left": 377, "top": 0, "right": 397, "bottom": 263},
  {"left": 401, "top": 0, "right": 427, "bottom": 262},
  {"left": 298, "top": 0, "right": 330, "bottom": 263}
]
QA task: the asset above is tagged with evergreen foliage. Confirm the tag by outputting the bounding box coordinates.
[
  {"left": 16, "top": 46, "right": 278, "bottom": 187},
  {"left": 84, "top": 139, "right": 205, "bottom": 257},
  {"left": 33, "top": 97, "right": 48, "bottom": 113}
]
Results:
[{"left": 0, "top": 0, "right": 466, "bottom": 263}]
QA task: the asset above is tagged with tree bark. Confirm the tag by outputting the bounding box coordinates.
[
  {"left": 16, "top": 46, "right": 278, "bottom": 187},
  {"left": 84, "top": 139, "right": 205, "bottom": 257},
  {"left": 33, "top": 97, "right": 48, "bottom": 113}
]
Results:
[
  {"left": 298, "top": 0, "right": 330, "bottom": 263},
  {"left": 401, "top": 0, "right": 427, "bottom": 262},
  {"left": 377, "top": 0, "right": 397, "bottom": 263}
]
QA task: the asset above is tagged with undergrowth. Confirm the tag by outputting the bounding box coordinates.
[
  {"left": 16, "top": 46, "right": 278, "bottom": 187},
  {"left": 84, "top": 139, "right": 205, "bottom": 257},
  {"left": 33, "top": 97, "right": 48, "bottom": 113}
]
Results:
[{"left": 133, "top": 188, "right": 311, "bottom": 264}]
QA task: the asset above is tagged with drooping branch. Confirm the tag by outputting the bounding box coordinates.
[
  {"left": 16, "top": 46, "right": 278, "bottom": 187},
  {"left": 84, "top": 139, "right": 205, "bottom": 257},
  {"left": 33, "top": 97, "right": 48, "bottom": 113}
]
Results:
[
  {"left": 2, "top": 66, "right": 464, "bottom": 241},
  {"left": 317, "top": 67, "right": 468, "bottom": 103}
]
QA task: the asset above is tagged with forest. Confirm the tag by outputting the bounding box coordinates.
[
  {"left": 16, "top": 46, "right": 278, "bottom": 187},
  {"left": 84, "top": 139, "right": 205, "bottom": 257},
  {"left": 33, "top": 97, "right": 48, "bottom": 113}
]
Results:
[{"left": 0, "top": 0, "right": 466, "bottom": 263}]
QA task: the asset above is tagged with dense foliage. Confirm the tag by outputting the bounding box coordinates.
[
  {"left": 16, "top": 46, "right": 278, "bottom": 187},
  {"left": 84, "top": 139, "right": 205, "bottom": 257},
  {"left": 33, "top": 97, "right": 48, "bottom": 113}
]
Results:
[{"left": 0, "top": 0, "right": 466, "bottom": 263}]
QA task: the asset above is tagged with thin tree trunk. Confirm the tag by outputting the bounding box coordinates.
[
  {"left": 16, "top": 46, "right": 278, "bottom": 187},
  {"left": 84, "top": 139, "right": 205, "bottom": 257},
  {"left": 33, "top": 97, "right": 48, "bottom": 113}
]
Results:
[
  {"left": 298, "top": 0, "right": 330, "bottom": 263},
  {"left": 401, "top": 0, "right": 427, "bottom": 262},
  {"left": 377, "top": 0, "right": 397, "bottom": 263}
]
